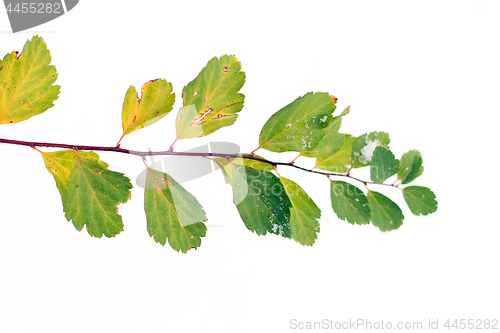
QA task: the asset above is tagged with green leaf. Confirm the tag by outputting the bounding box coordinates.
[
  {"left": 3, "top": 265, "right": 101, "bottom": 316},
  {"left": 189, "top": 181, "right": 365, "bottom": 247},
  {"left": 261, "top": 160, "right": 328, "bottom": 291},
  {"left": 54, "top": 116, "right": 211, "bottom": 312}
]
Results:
[
  {"left": 0, "top": 36, "right": 60, "bottom": 124},
  {"left": 329, "top": 181, "right": 370, "bottom": 225},
  {"left": 315, "top": 135, "right": 356, "bottom": 173},
  {"left": 302, "top": 116, "right": 344, "bottom": 158},
  {"left": 403, "top": 155, "right": 423, "bottom": 184},
  {"left": 258, "top": 92, "right": 337, "bottom": 152},
  {"left": 397, "top": 150, "right": 424, "bottom": 184},
  {"left": 214, "top": 154, "right": 274, "bottom": 172},
  {"left": 366, "top": 190, "right": 404, "bottom": 232},
  {"left": 402, "top": 186, "right": 437, "bottom": 216},
  {"left": 175, "top": 55, "right": 245, "bottom": 140},
  {"left": 339, "top": 105, "right": 351, "bottom": 117},
  {"left": 370, "top": 146, "right": 400, "bottom": 183},
  {"left": 41, "top": 150, "right": 104, "bottom": 203},
  {"left": 351, "top": 131, "right": 390, "bottom": 166},
  {"left": 63, "top": 152, "right": 133, "bottom": 238},
  {"left": 215, "top": 160, "right": 292, "bottom": 237},
  {"left": 302, "top": 104, "right": 353, "bottom": 159},
  {"left": 120, "top": 79, "right": 175, "bottom": 138},
  {"left": 144, "top": 168, "right": 207, "bottom": 253},
  {"left": 280, "top": 177, "right": 320, "bottom": 246}
]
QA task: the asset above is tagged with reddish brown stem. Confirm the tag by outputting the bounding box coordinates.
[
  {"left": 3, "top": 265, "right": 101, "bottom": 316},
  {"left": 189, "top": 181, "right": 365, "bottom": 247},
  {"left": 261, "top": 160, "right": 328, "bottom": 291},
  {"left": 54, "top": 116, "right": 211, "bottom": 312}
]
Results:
[{"left": 0, "top": 137, "right": 399, "bottom": 188}]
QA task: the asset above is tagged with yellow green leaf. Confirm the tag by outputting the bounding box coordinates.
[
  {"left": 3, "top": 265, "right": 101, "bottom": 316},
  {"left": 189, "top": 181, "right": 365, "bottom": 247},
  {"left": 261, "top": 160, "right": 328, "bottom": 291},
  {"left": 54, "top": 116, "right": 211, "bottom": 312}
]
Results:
[
  {"left": 175, "top": 55, "right": 245, "bottom": 140},
  {"left": 280, "top": 177, "right": 320, "bottom": 246},
  {"left": 213, "top": 154, "right": 274, "bottom": 172},
  {"left": 0, "top": 36, "right": 60, "bottom": 124},
  {"left": 41, "top": 150, "right": 103, "bottom": 204},
  {"left": 315, "top": 135, "right": 356, "bottom": 173},
  {"left": 63, "top": 152, "right": 133, "bottom": 238},
  {"left": 120, "top": 79, "right": 175, "bottom": 139}
]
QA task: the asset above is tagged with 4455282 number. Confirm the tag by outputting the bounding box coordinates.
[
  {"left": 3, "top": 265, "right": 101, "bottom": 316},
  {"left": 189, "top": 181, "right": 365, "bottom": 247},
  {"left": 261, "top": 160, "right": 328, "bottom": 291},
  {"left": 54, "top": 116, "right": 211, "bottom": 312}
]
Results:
[
  {"left": 444, "top": 319, "right": 498, "bottom": 330},
  {"left": 6, "top": 2, "right": 61, "bottom": 14}
]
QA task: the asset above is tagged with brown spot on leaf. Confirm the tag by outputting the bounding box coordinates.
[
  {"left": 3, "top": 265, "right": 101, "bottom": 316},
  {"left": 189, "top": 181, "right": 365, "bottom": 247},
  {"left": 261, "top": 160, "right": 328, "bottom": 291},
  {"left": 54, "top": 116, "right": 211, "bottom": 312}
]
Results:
[
  {"left": 95, "top": 169, "right": 101, "bottom": 174},
  {"left": 331, "top": 95, "right": 338, "bottom": 104},
  {"left": 205, "top": 96, "right": 209, "bottom": 103},
  {"left": 132, "top": 115, "right": 137, "bottom": 123},
  {"left": 194, "top": 91, "right": 197, "bottom": 96},
  {"left": 223, "top": 66, "right": 228, "bottom": 72},
  {"left": 0, "top": 66, "right": 3, "bottom": 71}
]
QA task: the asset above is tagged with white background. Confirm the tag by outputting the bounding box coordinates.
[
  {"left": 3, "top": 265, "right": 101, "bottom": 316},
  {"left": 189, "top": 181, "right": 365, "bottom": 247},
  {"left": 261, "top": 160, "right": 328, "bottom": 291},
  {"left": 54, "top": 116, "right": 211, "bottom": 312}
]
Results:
[{"left": 1, "top": 1, "right": 499, "bottom": 332}]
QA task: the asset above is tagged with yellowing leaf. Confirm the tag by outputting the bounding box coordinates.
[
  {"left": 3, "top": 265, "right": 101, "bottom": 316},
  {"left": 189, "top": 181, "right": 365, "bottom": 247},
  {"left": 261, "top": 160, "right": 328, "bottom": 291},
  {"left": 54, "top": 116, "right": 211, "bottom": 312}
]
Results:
[
  {"left": 214, "top": 154, "right": 274, "bottom": 172},
  {"left": 0, "top": 36, "right": 60, "bottom": 124},
  {"left": 41, "top": 150, "right": 103, "bottom": 203},
  {"left": 315, "top": 135, "right": 356, "bottom": 173},
  {"left": 175, "top": 55, "right": 245, "bottom": 140},
  {"left": 120, "top": 79, "right": 175, "bottom": 140}
]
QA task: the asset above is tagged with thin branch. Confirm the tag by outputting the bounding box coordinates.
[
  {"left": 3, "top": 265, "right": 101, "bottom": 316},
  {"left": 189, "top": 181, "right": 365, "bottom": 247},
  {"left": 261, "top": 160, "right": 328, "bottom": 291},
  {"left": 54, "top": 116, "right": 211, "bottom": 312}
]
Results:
[
  {"left": 167, "top": 137, "right": 178, "bottom": 152},
  {"left": 115, "top": 133, "right": 126, "bottom": 148},
  {"left": 289, "top": 152, "right": 302, "bottom": 165},
  {"left": 0, "top": 137, "right": 398, "bottom": 188}
]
